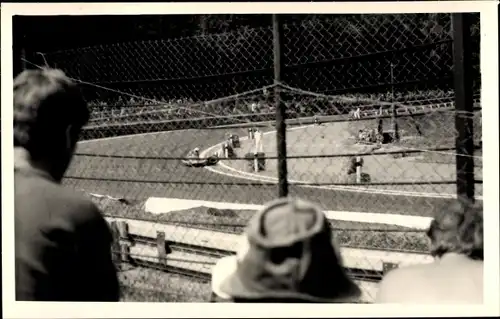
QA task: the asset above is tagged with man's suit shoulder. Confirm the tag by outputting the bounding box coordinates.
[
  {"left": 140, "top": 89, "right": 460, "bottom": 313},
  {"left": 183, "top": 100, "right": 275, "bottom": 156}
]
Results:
[
  {"left": 50, "top": 184, "right": 103, "bottom": 224},
  {"left": 38, "top": 181, "right": 111, "bottom": 241},
  {"left": 18, "top": 173, "right": 103, "bottom": 225}
]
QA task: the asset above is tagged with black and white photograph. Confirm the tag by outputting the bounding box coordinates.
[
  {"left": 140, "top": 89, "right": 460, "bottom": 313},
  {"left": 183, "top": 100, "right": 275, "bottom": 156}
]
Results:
[{"left": 2, "top": 2, "right": 499, "bottom": 318}]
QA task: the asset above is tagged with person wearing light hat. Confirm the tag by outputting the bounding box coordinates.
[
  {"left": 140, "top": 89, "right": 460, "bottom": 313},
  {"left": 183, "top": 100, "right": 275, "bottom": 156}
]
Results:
[
  {"left": 376, "top": 199, "right": 483, "bottom": 304},
  {"left": 210, "top": 197, "right": 361, "bottom": 303}
]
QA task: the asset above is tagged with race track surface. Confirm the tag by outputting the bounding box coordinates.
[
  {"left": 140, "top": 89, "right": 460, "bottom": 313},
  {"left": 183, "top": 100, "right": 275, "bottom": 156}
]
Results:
[{"left": 67, "top": 126, "right": 462, "bottom": 218}]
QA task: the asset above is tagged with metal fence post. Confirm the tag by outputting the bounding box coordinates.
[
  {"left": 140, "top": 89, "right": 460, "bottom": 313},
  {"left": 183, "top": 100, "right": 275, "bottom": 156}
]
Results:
[
  {"left": 452, "top": 13, "right": 475, "bottom": 203},
  {"left": 273, "top": 14, "right": 288, "bottom": 198},
  {"left": 390, "top": 63, "right": 399, "bottom": 142}
]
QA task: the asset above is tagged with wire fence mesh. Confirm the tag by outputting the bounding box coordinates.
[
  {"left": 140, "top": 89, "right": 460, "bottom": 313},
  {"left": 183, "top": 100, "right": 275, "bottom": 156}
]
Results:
[{"left": 21, "top": 13, "right": 481, "bottom": 302}]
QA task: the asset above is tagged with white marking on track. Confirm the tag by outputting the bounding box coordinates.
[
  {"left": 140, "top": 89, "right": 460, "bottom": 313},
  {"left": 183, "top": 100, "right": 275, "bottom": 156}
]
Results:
[
  {"left": 78, "top": 121, "right": 482, "bottom": 200},
  {"left": 200, "top": 125, "right": 483, "bottom": 200},
  {"left": 78, "top": 128, "right": 197, "bottom": 144}
]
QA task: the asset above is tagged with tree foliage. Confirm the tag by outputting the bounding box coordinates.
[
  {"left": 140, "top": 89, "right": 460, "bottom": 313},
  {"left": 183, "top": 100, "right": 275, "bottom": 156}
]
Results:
[{"left": 14, "top": 14, "right": 480, "bottom": 103}]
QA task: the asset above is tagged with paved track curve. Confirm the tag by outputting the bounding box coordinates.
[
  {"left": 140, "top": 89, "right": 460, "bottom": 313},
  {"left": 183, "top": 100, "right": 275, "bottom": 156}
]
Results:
[{"left": 68, "top": 127, "right": 461, "bottom": 218}]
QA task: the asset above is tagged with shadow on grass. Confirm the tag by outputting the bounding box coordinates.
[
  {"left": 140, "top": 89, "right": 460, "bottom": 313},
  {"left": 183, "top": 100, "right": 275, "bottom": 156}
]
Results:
[{"left": 119, "top": 267, "right": 210, "bottom": 302}]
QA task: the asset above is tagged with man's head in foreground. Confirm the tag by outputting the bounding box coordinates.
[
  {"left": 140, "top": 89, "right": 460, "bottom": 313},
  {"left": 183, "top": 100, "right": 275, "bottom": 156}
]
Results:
[
  {"left": 211, "top": 197, "right": 361, "bottom": 303},
  {"left": 14, "top": 68, "right": 89, "bottom": 182}
]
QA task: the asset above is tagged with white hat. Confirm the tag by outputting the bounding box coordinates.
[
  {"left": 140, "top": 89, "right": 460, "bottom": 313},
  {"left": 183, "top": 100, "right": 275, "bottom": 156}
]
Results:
[{"left": 211, "top": 234, "right": 250, "bottom": 300}]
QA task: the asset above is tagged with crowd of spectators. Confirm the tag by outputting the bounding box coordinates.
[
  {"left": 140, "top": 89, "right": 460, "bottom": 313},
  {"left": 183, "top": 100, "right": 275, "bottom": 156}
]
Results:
[
  {"left": 13, "top": 68, "right": 483, "bottom": 304},
  {"left": 84, "top": 88, "right": 461, "bottom": 128}
]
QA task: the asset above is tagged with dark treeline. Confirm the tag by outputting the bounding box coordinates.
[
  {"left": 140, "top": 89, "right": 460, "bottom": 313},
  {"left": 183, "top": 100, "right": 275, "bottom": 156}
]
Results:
[
  {"left": 13, "top": 14, "right": 480, "bottom": 104},
  {"left": 15, "top": 15, "right": 270, "bottom": 52}
]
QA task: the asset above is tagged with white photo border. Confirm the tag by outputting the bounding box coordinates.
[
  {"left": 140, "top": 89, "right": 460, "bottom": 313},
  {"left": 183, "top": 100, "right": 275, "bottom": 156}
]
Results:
[{"left": 2, "top": 2, "right": 498, "bottom": 318}]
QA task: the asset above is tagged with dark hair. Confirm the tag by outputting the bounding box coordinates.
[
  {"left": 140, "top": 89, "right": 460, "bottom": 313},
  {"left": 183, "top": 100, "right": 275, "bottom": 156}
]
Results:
[
  {"left": 426, "top": 199, "right": 483, "bottom": 260},
  {"left": 13, "top": 68, "right": 89, "bottom": 159}
]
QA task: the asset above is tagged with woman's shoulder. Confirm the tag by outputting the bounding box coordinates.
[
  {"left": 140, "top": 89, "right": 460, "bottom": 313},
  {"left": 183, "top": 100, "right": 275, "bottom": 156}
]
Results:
[{"left": 376, "top": 264, "right": 435, "bottom": 301}]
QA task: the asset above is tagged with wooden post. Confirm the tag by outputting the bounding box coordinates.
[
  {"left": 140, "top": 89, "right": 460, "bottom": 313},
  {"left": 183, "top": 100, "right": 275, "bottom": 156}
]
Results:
[
  {"left": 109, "top": 221, "right": 121, "bottom": 265},
  {"left": 156, "top": 231, "right": 167, "bottom": 266},
  {"left": 117, "top": 221, "right": 130, "bottom": 263},
  {"left": 117, "top": 221, "right": 129, "bottom": 239}
]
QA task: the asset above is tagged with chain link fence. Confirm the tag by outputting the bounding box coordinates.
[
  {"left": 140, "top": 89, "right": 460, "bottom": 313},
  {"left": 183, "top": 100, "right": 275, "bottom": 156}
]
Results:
[{"left": 21, "top": 13, "right": 481, "bottom": 302}]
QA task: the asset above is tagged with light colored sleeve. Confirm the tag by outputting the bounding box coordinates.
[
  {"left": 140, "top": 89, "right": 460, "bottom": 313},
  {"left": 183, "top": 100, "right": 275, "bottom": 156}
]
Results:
[{"left": 374, "top": 269, "right": 403, "bottom": 304}]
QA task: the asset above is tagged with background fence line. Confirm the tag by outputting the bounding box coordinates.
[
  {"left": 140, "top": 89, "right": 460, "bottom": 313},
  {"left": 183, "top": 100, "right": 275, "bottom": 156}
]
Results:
[{"left": 14, "top": 13, "right": 482, "bottom": 302}]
